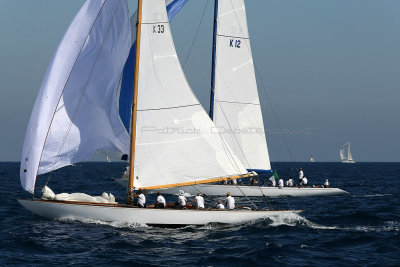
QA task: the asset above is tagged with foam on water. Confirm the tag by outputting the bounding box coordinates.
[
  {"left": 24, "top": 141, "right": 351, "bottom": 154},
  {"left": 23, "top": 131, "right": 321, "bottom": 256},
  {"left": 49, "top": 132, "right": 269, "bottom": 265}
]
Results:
[{"left": 57, "top": 216, "right": 150, "bottom": 228}]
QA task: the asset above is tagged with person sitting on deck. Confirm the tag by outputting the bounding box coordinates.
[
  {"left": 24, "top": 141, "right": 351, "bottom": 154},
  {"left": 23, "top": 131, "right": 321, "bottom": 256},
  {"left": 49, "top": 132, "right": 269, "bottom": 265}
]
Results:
[
  {"left": 133, "top": 189, "right": 146, "bottom": 208},
  {"left": 155, "top": 192, "right": 166, "bottom": 208},
  {"left": 269, "top": 176, "right": 276, "bottom": 187},
  {"left": 193, "top": 193, "right": 205, "bottom": 209},
  {"left": 323, "top": 179, "right": 330, "bottom": 188},
  {"left": 176, "top": 190, "right": 187, "bottom": 209},
  {"left": 216, "top": 200, "right": 225, "bottom": 210},
  {"left": 301, "top": 176, "right": 308, "bottom": 186},
  {"left": 286, "top": 177, "right": 294, "bottom": 187},
  {"left": 278, "top": 177, "right": 284, "bottom": 188},
  {"left": 225, "top": 192, "right": 235, "bottom": 209}
]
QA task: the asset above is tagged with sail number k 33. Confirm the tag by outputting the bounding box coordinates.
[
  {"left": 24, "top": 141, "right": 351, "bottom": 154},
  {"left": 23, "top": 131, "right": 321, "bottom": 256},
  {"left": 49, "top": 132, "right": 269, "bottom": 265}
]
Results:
[
  {"left": 153, "top": 25, "right": 164, "bottom": 33},
  {"left": 229, "top": 39, "right": 241, "bottom": 48}
]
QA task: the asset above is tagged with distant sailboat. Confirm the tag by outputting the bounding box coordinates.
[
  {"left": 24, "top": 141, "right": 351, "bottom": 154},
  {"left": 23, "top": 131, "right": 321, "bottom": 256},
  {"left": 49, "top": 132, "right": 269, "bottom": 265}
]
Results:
[
  {"left": 310, "top": 155, "right": 315, "bottom": 163},
  {"left": 106, "top": 156, "right": 111, "bottom": 163},
  {"left": 340, "top": 141, "right": 356, "bottom": 163}
]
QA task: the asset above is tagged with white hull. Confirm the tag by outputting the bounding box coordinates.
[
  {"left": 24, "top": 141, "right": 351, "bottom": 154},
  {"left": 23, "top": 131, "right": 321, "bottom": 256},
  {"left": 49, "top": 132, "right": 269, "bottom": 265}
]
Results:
[
  {"left": 341, "top": 160, "right": 356, "bottom": 164},
  {"left": 113, "top": 178, "right": 347, "bottom": 197},
  {"left": 18, "top": 199, "right": 300, "bottom": 226}
]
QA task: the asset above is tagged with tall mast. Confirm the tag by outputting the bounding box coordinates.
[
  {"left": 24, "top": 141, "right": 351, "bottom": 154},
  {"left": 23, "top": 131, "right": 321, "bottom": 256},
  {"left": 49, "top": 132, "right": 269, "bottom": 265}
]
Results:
[
  {"left": 128, "top": 0, "right": 143, "bottom": 204},
  {"left": 209, "top": 0, "right": 218, "bottom": 119}
]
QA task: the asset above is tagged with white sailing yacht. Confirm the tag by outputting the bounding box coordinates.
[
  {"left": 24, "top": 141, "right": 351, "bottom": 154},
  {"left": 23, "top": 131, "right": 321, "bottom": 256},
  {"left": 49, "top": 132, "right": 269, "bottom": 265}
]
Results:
[
  {"left": 18, "top": 0, "right": 299, "bottom": 226},
  {"left": 340, "top": 141, "right": 356, "bottom": 163},
  {"left": 310, "top": 155, "right": 315, "bottom": 163},
  {"left": 135, "top": 0, "right": 346, "bottom": 197}
]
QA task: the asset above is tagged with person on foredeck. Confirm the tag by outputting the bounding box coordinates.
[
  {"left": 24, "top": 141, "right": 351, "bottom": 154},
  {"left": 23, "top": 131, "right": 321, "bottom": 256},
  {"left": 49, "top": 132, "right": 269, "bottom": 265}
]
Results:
[
  {"left": 216, "top": 200, "right": 225, "bottom": 210},
  {"left": 286, "top": 177, "right": 294, "bottom": 187},
  {"left": 278, "top": 177, "right": 284, "bottom": 188},
  {"left": 155, "top": 192, "right": 166, "bottom": 208},
  {"left": 176, "top": 190, "right": 187, "bottom": 209},
  {"left": 193, "top": 193, "right": 205, "bottom": 209},
  {"left": 225, "top": 192, "right": 235, "bottom": 209},
  {"left": 323, "top": 179, "right": 330, "bottom": 188},
  {"left": 133, "top": 189, "right": 146, "bottom": 208},
  {"left": 298, "top": 168, "right": 304, "bottom": 184}
]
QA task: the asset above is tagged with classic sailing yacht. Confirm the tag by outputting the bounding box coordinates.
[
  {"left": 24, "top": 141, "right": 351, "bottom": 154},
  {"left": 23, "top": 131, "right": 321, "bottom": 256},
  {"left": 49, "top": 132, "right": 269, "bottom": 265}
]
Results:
[
  {"left": 18, "top": 0, "right": 299, "bottom": 226},
  {"left": 340, "top": 141, "right": 356, "bottom": 163},
  {"left": 135, "top": 0, "right": 346, "bottom": 197},
  {"left": 310, "top": 155, "right": 315, "bottom": 163}
]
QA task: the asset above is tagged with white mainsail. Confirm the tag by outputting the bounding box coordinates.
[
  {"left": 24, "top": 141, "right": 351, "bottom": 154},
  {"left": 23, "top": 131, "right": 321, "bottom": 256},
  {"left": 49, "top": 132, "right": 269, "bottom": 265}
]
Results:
[
  {"left": 340, "top": 141, "right": 355, "bottom": 163},
  {"left": 20, "top": 0, "right": 131, "bottom": 193},
  {"left": 132, "top": 0, "right": 248, "bottom": 189},
  {"left": 212, "top": 0, "right": 271, "bottom": 172}
]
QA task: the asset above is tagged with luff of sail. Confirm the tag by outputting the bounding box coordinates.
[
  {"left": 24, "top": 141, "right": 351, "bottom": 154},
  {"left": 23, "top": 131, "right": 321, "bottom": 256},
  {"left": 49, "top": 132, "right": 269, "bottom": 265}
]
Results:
[
  {"left": 20, "top": 0, "right": 131, "bottom": 193},
  {"left": 132, "top": 0, "right": 249, "bottom": 190},
  {"left": 212, "top": 0, "right": 271, "bottom": 172}
]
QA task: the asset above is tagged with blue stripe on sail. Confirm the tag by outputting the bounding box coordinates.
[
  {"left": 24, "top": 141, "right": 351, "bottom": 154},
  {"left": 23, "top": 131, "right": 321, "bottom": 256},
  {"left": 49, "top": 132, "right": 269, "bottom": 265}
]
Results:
[
  {"left": 247, "top": 169, "right": 273, "bottom": 174},
  {"left": 166, "top": 0, "right": 189, "bottom": 20},
  {"left": 119, "top": 45, "right": 136, "bottom": 130},
  {"left": 119, "top": 0, "right": 189, "bottom": 131}
]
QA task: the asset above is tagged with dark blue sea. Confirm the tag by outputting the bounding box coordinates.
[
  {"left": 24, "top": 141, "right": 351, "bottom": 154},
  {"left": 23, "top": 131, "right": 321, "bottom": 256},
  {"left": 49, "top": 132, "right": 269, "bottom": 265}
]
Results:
[{"left": 1, "top": 162, "right": 399, "bottom": 266}]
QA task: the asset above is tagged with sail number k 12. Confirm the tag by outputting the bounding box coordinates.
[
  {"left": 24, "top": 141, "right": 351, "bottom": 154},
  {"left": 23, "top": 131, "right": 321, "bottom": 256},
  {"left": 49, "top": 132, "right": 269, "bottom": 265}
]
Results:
[{"left": 229, "top": 39, "right": 241, "bottom": 48}]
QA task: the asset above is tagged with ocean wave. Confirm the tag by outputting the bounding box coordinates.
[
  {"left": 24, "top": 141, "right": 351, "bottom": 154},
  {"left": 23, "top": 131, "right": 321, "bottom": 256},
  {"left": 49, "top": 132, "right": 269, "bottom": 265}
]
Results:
[
  {"left": 340, "top": 221, "right": 400, "bottom": 233},
  {"left": 352, "top": 193, "right": 393, "bottom": 198},
  {"left": 57, "top": 216, "right": 150, "bottom": 228}
]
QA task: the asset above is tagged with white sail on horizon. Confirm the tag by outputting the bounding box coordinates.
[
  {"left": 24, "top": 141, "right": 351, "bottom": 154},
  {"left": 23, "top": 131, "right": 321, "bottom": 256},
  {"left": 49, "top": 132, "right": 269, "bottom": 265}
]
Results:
[{"left": 340, "top": 141, "right": 355, "bottom": 163}]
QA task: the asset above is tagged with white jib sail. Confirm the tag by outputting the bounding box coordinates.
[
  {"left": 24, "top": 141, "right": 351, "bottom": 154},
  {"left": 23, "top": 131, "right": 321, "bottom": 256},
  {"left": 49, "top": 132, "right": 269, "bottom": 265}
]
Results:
[
  {"left": 133, "top": 0, "right": 248, "bottom": 189},
  {"left": 213, "top": 0, "right": 271, "bottom": 171},
  {"left": 20, "top": 0, "right": 131, "bottom": 193}
]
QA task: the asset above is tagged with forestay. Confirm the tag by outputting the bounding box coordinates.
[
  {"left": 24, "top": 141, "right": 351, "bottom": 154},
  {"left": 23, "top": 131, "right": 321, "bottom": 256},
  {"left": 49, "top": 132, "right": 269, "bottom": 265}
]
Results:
[
  {"left": 133, "top": 0, "right": 248, "bottom": 189},
  {"left": 212, "top": 0, "right": 271, "bottom": 171},
  {"left": 20, "top": 0, "right": 131, "bottom": 193}
]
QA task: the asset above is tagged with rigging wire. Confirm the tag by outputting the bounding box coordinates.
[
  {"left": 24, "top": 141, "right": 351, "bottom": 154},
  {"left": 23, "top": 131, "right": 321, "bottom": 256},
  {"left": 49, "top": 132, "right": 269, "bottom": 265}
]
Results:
[{"left": 181, "top": 0, "right": 210, "bottom": 68}]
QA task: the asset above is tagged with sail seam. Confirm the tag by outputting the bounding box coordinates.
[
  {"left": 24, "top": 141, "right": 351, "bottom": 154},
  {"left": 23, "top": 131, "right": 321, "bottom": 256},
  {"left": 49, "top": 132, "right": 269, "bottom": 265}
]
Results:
[
  {"left": 217, "top": 34, "right": 249, "bottom": 39},
  {"left": 216, "top": 100, "right": 260, "bottom": 105},
  {"left": 141, "top": 22, "right": 169, "bottom": 24},
  {"left": 137, "top": 103, "right": 200, "bottom": 111}
]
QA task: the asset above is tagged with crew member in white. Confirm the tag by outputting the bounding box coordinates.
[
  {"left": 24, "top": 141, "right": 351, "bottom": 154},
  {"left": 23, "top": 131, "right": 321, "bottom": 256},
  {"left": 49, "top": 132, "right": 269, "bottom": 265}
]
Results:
[
  {"left": 155, "top": 192, "right": 166, "bottom": 208},
  {"left": 133, "top": 189, "right": 146, "bottom": 208},
  {"left": 323, "top": 179, "right": 329, "bottom": 188},
  {"left": 193, "top": 193, "right": 205, "bottom": 209},
  {"left": 176, "top": 190, "right": 187, "bottom": 209},
  {"left": 286, "top": 177, "right": 293, "bottom": 187},
  {"left": 301, "top": 176, "right": 308, "bottom": 186},
  {"left": 216, "top": 200, "right": 225, "bottom": 210},
  {"left": 298, "top": 168, "right": 304, "bottom": 185},
  {"left": 225, "top": 192, "right": 235, "bottom": 209},
  {"left": 278, "top": 177, "right": 284, "bottom": 188}
]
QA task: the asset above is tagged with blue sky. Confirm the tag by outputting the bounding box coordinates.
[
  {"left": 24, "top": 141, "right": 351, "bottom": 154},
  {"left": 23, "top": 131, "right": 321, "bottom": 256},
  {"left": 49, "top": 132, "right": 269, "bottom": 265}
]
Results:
[{"left": 0, "top": 0, "right": 399, "bottom": 162}]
